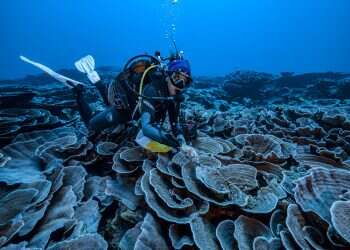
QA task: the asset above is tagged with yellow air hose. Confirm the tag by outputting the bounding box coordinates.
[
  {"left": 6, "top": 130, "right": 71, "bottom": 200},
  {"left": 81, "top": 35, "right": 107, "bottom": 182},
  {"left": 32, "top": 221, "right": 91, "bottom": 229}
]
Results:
[
  {"left": 139, "top": 64, "right": 160, "bottom": 95},
  {"left": 133, "top": 64, "right": 161, "bottom": 116},
  {"left": 135, "top": 64, "right": 172, "bottom": 153}
]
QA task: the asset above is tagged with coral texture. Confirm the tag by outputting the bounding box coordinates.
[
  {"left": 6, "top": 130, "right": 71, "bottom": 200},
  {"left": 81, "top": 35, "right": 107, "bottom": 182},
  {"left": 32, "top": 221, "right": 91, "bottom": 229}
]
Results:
[{"left": 0, "top": 70, "right": 350, "bottom": 249}]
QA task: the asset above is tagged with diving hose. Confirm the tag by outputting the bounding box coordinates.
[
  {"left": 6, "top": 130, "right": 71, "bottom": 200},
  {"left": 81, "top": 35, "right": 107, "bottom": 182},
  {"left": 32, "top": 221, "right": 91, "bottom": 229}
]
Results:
[
  {"left": 111, "top": 53, "right": 186, "bottom": 103},
  {"left": 139, "top": 64, "right": 160, "bottom": 97},
  {"left": 109, "top": 53, "right": 188, "bottom": 120},
  {"left": 131, "top": 64, "right": 162, "bottom": 119}
]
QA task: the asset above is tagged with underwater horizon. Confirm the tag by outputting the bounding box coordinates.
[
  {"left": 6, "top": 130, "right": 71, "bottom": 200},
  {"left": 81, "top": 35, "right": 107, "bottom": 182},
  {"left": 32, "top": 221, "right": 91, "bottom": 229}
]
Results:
[
  {"left": 1, "top": 1, "right": 350, "bottom": 250},
  {"left": 1, "top": 0, "right": 350, "bottom": 80}
]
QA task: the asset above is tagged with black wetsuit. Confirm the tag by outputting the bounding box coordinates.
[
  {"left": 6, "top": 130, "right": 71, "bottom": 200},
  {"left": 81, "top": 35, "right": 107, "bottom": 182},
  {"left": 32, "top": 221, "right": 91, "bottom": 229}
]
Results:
[{"left": 74, "top": 71, "right": 184, "bottom": 148}]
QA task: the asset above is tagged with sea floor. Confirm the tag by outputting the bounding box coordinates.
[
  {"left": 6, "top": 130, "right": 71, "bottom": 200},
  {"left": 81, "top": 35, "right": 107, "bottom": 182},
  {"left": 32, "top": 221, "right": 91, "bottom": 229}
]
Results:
[{"left": 0, "top": 70, "right": 349, "bottom": 249}]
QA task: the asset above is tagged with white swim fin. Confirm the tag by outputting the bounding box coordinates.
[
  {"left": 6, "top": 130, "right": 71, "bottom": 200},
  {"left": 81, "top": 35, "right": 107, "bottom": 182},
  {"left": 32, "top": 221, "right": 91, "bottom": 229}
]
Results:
[
  {"left": 75, "top": 55, "right": 100, "bottom": 84},
  {"left": 20, "top": 56, "right": 85, "bottom": 88}
]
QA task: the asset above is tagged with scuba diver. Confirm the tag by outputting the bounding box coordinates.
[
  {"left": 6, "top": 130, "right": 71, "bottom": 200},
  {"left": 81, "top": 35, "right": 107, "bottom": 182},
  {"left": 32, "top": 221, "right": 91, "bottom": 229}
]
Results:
[{"left": 20, "top": 52, "right": 198, "bottom": 158}]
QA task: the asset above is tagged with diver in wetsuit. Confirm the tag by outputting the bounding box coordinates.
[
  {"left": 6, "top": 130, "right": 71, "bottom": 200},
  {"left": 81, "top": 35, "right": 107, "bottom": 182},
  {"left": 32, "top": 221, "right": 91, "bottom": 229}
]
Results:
[{"left": 73, "top": 54, "right": 197, "bottom": 156}]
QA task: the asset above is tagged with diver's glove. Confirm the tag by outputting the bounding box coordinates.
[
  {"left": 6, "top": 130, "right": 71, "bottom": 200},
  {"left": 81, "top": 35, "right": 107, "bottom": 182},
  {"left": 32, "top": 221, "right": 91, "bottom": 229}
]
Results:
[
  {"left": 180, "top": 144, "right": 199, "bottom": 162},
  {"left": 75, "top": 55, "right": 101, "bottom": 84},
  {"left": 176, "top": 134, "right": 186, "bottom": 146},
  {"left": 176, "top": 133, "right": 198, "bottom": 161}
]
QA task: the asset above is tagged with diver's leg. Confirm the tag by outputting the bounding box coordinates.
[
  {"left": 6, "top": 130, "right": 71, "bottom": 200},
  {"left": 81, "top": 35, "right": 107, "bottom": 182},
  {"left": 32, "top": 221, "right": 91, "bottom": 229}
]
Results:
[
  {"left": 72, "top": 85, "right": 94, "bottom": 125},
  {"left": 88, "top": 107, "right": 130, "bottom": 133}
]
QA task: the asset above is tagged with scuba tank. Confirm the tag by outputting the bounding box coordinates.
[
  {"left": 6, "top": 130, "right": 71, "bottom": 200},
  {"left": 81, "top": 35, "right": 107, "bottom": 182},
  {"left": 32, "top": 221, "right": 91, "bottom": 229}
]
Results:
[
  {"left": 108, "top": 47, "right": 191, "bottom": 107},
  {"left": 107, "top": 54, "right": 162, "bottom": 107},
  {"left": 107, "top": 51, "right": 188, "bottom": 116}
]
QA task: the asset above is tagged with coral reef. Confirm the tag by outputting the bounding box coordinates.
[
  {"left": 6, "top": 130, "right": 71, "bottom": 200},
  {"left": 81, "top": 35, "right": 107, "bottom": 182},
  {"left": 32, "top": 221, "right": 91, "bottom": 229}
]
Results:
[{"left": 0, "top": 70, "right": 350, "bottom": 249}]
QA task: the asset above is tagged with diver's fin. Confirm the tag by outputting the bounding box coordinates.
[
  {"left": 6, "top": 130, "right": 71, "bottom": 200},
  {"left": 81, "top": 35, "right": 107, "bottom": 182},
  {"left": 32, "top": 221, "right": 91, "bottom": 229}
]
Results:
[
  {"left": 75, "top": 55, "right": 101, "bottom": 84},
  {"left": 20, "top": 56, "right": 86, "bottom": 88}
]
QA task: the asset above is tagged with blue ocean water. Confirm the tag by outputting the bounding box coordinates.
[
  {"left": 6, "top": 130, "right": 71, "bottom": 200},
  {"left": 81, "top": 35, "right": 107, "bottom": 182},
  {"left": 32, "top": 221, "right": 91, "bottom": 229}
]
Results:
[
  {"left": 2, "top": 2, "right": 350, "bottom": 250},
  {"left": 1, "top": 0, "right": 350, "bottom": 80}
]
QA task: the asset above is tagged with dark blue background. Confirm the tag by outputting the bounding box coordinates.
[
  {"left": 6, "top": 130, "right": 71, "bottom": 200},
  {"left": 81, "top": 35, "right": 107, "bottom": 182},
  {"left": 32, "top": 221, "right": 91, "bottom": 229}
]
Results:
[{"left": 1, "top": 0, "right": 349, "bottom": 79}]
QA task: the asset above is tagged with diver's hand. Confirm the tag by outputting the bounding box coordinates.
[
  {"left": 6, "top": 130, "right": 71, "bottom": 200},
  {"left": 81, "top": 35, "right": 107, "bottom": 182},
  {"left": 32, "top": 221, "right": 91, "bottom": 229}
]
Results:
[
  {"left": 180, "top": 144, "right": 199, "bottom": 162},
  {"left": 176, "top": 134, "right": 186, "bottom": 146}
]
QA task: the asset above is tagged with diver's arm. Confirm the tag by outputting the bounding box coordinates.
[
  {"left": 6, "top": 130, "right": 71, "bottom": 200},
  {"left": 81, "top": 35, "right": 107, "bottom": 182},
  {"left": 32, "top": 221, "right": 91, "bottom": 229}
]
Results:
[
  {"left": 94, "top": 80, "right": 110, "bottom": 105},
  {"left": 168, "top": 97, "right": 186, "bottom": 146},
  {"left": 169, "top": 111, "right": 186, "bottom": 146},
  {"left": 141, "top": 112, "right": 180, "bottom": 148},
  {"left": 140, "top": 84, "right": 180, "bottom": 148},
  {"left": 168, "top": 99, "right": 198, "bottom": 160},
  {"left": 168, "top": 104, "right": 198, "bottom": 159}
]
